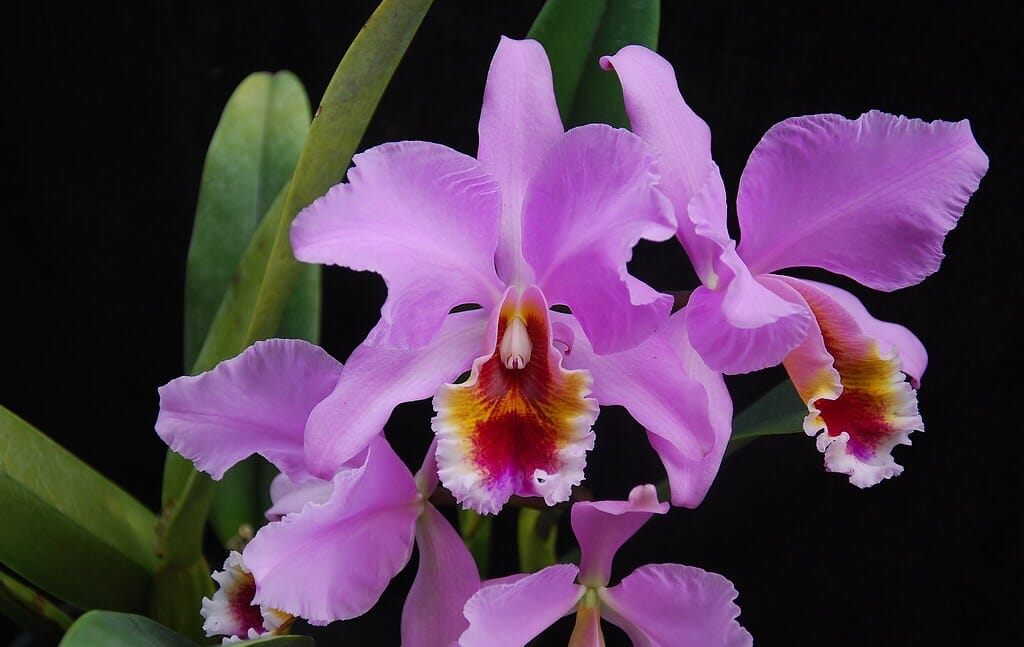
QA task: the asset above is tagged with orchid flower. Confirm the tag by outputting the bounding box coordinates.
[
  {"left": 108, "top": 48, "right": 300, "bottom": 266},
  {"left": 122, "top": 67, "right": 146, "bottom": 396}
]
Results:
[
  {"left": 460, "top": 484, "right": 752, "bottom": 647},
  {"left": 155, "top": 339, "right": 480, "bottom": 645},
  {"left": 602, "top": 46, "right": 988, "bottom": 487},
  {"left": 290, "top": 37, "right": 733, "bottom": 513}
]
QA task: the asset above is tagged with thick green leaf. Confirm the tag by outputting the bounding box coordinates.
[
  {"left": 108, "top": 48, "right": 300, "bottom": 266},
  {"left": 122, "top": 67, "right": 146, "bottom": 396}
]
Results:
[
  {"left": 528, "top": 0, "right": 659, "bottom": 128},
  {"left": 517, "top": 508, "right": 561, "bottom": 573},
  {"left": 0, "top": 406, "right": 156, "bottom": 613},
  {"left": 0, "top": 567, "right": 72, "bottom": 643},
  {"left": 458, "top": 509, "right": 493, "bottom": 578},
  {"left": 730, "top": 379, "right": 806, "bottom": 443},
  {"left": 184, "top": 71, "right": 311, "bottom": 370},
  {"left": 59, "top": 611, "right": 198, "bottom": 647}
]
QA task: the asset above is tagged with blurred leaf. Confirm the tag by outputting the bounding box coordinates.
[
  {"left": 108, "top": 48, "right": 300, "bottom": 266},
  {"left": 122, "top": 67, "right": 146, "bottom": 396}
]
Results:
[
  {"left": 528, "top": 0, "right": 659, "bottom": 128},
  {"left": 147, "top": 557, "right": 214, "bottom": 645},
  {"left": 517, "top": 508, "right": 561, "bottom": 573},
  {"left": 0, "top": 567, "right": 72, "bottom": 643},
  {"left": 58, "top": 610, "right": 198, "bottom": 647},
  {"left": 0, "top": 406, "right": 156, "bottom": 613},
  {"left": 730, "top": 379, "right": 806, "bottom": 443},
  {"left": 458, "top": 509, "right": 493, "bottom": 578}
]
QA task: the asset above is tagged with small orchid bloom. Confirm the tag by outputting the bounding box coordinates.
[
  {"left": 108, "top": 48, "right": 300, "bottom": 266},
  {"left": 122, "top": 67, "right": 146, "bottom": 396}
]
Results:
[
  {"left": 155, "top": 339, "right": 480, "bottom": 645},
  {"left": 291, "top": 37, "right": 732, "bottom": 512},
  {"left": 460, "top": 485, "right": 752, "bottom": 646},
  {"left": 603, "top": 46, "right": 988, "bottom": 486},
  {"left": 200, "top": 551, "right": 294, "bottom": 644}
]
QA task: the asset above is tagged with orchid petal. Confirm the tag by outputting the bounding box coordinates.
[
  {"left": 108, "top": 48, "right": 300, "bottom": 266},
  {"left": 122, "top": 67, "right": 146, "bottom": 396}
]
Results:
[
  {"left": 156, "top": 339, "right": 342, "bottom": 481},
  {"left": 600, "top": 564, "right": 752, "bottom": 647},
  {"left": 685, "top": 243, "right": 811, "bottom": 374},
  {"left": 264, "top": 473, "right": 333, "bottom": 521},
  {"left": 736, "top": 111, "right": 989, "bottom": 290},
  {"left": 572, "top": 484, "right": 668, "bottom": 588},
  {"left": 765, "top": 276, "right": 924, "bottom": 487},
  {"left": 244, "top": 436, "right": 420, "bottom": 624},
  {"left": 401, "top": 503, "right": 481, "bottom": 647},
  {"left": 460, "top": 564, "right": 584, "bottom": 647},
  {"left": 600, "top": 46, "right": 723, "bottom": 279},
  {"left": 524, "top": 124, "right": 675, "bottom": 354},
  {"left": 290, "top": 141, "right": 503, "bottom": 349},
  {"left": 802, "top": 279, "right": 928, "bottom": 387},
  {"left": 557, "top": 312, "right": 732, "bottom": 508},
  {"left": 477, "top": 36, "right": 565, "bottom": 285},
  {"left": 304, "top": 310, "right": 489, "bottom": 478}
]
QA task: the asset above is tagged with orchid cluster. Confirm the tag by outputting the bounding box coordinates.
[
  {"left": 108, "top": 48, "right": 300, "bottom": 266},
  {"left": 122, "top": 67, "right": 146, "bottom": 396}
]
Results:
[{"left": 154, "top": 34, "right": 986, "bottom": 647}]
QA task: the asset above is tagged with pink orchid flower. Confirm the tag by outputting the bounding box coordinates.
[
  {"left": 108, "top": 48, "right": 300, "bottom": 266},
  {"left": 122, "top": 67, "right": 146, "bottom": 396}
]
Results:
[
  {"left": 460, "top": 484, "right": 752, "bottom": 646},
  {"left": 290, "top": 37, "right": 732, "bottom": 512},
  {"left": 155, "top": 339, "right": 479, "bottom": 645},
  {"left": 602, "top": 46, "right": 988, "bottom": 487}
]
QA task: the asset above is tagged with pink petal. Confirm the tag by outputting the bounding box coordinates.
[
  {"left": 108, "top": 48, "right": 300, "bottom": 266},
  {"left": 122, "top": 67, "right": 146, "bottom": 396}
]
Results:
[
  {"left": 685, "top": 243, "right": 811, "bottom": 374},
  {"left": 265, "top": 472, "right": 334, "bottom": 521},
  {"left": 600, "top": 564, "right": 752, "bottom": 647},
  {"left": 244, "top": 436, "right": 420, "bottom": 625},
  {"left": 600, "top": 46, "right": 723, "bottom": 277},
  {"left": 304, "top": 310, "right": 489, "bottom": 478},
  {"left": 477, "top": 36, "right": 565, "bottom": 285},
  {"left": 290, "top": 141, "right": 503, "bottom": 349},
  {"left": 460, "top": 564, "right": 584, "bottom": 647},
  {"left": 557, "top": 312, "right": 732, "bottom": 508},
  {"left": 401, "top": 503, "right": 481, "bottom": 647},
  {"left": 156, "top": 339, "right": 342, "bottom": 481},
  {"left": 572, "top": 485, "right": 668, "bottom": 588},
  {"left": 802, "top": 279, "right": 927, "bottom": 387},
  {"left": 736, "top": 111, "right": 989, "bottom": 290},
  {"left": 524, "top": 124, "right": 676, "bottom": 354}
]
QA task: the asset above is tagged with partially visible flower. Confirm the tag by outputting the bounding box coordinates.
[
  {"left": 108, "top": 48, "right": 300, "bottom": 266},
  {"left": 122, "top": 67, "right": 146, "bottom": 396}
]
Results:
[
  {"left": 459, "top": 485, "right": 751, "bottom": 646},
  {"left": 603, "top": 46, "right": 988, "bottom": 486},
  {"left": 156, "top": 339, "right": 480, "bottom": 645},
  {"left": 290, "top": 36, "right": 731, "bottom": 512},
  {"left": 200, "top": 551, "right": 293, "bottom": 644}
]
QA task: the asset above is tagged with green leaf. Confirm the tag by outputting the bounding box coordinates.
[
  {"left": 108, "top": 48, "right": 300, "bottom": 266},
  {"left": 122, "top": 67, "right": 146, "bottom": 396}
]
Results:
[
  {"left": 147, "top": 556, "right": 214, "bottom": 644},
  {"left": 0, "top": 406, "right": 156, "bottom": 613},
  {"left": 0, "top": 567, "right": 73, "bottom": 643},
  {"left": 458, "top": 509, "right": 493, "bottom": 578},
  {"left": 184, "top": 71, "right": 311, "bottom": 370},
  {"left": 58, "top": 611, "right": 198, "bottom": 647},
  {"left": 517, "top": 508, "right": 561, "bottom": 573},
  {"left": 730, "top": 379, "right": 806, "bottom": 443},
  {"left": 528, "top": 0, "right": 659, "bottom": 128}
]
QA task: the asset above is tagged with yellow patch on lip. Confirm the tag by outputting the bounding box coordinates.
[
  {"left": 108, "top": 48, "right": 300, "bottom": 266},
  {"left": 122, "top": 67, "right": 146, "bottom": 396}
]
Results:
[{"left": 433, "top": 286, "right": 597, "bottom": 514}]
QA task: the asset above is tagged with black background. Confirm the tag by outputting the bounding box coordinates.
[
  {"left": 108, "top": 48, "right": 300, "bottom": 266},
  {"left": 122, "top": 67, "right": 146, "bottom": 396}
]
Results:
[{"left": 3, "top": 1, "right": 1021, "bottom": 645}]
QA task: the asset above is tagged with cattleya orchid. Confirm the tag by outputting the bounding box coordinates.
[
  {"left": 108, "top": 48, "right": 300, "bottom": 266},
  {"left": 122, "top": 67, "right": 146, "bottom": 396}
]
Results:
[
  {"left": 460, "top": 485, "right": 752, "bottom": 646},
  {"left": 155, "top": 339, "right": 480, "bottom": 644},
  {"left": 290, "top": 36, "right": 733, "bottom": 513},
  {"left": 602, "top": 46, "right": 989, "bottom": 486}
]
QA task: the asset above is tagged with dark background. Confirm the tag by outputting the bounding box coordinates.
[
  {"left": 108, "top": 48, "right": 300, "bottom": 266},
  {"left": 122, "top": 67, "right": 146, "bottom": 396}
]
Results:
[{"left": 4, "top": 1, "right": 1021, "bottom": 645}]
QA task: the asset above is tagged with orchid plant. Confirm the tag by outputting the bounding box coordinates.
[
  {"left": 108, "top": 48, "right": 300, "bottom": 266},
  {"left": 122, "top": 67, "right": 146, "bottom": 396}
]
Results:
[{"left": 0, "top": 2, "right": 987, "bottom": 646}]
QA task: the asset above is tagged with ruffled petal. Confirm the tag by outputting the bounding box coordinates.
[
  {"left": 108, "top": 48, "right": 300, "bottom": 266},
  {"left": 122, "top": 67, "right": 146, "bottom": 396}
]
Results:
[
  {"left": 201, "top": 551, "right": 294, "bottom": 644},
  {"left": 477, "top": 36, "right": 564, "bottom": 284},
  {"left": 572, "top": 485, "right": 668, "bottom": 588},
  {"left": 802, "top": 279, "right": 927, "bottom": 387},
  {"left": 600, "top": 564, "right": 752, "bottom": 647},
  {"left": 244, "top": 436, "right": 421, "bottom": 624},
  {"left": 304, "top": 310, "right": 489, "bottom": 479},
  {"left": 401, "top": 503, "right": 481, "bottom": 647},
  {"left": 460, "top": 564, "right": 584, "bottom": 647},
  {"left": 434, "top": 287, "right": 598, "bottom": 514},
  {"left": 523, "top": 124, "right": 676, "bottom": 354},
  {"left": 600, "top": 46, "right": 724, "bottom": 282},
  {"left": 156, "top": 339, "right": 342, "bottom": 481},
  {"left": 765, "top": 276, "right": 924, "bottom": 487},
  {"left": 736, "top": 111, "right": 989, "bottom": 290},
  {"left": 290, "top": 141, "right": 503, "bottom": 349},
  {"left": 557, "top": 312, "right": 732, "bottom": 508},
  {"left": 685, "top": 242, "right": 811, "bottom": 374}
]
